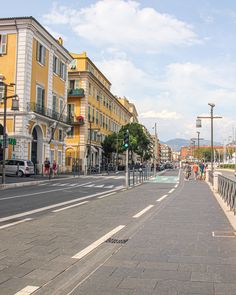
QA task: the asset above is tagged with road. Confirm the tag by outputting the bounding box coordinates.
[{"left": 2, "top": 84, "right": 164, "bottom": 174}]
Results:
[
  {"left": 215, "top": 169, "right": 236, "bottom": 181},
  {"left": 0, "top": 174, "right": 125, "bottom": 221}
]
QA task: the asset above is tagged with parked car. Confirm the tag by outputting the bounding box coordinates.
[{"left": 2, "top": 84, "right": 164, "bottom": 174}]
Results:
[{"left": 0, "top": 159, "right": 35, "bottom": 177}]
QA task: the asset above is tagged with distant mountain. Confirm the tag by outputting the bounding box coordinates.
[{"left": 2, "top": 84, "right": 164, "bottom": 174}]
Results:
[{"left": 161, "top": 138, "right": 222, "bottom": 152}]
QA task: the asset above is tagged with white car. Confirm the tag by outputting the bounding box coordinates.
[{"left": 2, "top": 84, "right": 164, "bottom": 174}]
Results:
[{"left": 0, "top": 159, "right": 35, "bottom": 177}]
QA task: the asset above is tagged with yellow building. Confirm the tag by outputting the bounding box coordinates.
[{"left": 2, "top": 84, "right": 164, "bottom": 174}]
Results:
[
  {"left": 0, "top": 17, "right": 72, "bottom": 171},
  {"left": 118, "top": 97, "right": 138, "bottom": 123},
  {"left": 66, "top": 52, "right": 133, "bottom": 172}
]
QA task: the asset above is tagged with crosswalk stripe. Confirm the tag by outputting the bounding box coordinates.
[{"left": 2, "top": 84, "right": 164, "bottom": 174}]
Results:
[
  {"left": 69, "top": 183, "right": 78, "bottom": 187},
  {"left": 94, "top": 185, "right": 105, "bottom": 188},
  {"left": 83, "top": 184, "right": 95, "bottom": 188},
  {"left": 104, "top": 185, "right": 114, "bottom": 189}
]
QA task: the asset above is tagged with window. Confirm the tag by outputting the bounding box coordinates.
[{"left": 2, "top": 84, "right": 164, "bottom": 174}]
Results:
[
  {"left": 92, "top": 108, "right": 95, "bottom": 122},
  {"left": 36, "top": 85, "right": 45, "bottom": 111},
  {"left": 96, "top": 110, "right": 99, "bottom": 125},
  {"left": 50, "top": 150, "right": 54, "bottom": 163},
  {"left": 59, "top": 129, "right": 63, "bottom": 142},
  {"left": 69, "top": 80, "right": 75, "bottom": 89},
  {"left": 0, "top": 34, "right": 7, "bottom": 54},
  {"left": 51, "top": 128, "right": 55, "bottom": 140},
  {"left": 53, "top": 55, "right": 60, "bottom": 75},
  {"left": 59, "top": 98, "right": 64, "bottom": 114},
  {"left": 60, "top": 62, "right": 66, "bottom": 80},
  {"left": 88, "top": 105, "right": 91, "bottom": 121},
  {"left": 67, "top": 126, "right": 74, "bottom": 138},
  {"left": 67, "top": 104, "right": 75, "bottom": 119},
  {"left": 100, "top": 113, "right": 103, "bottom": 127},
  {"left": 0, "top": 85, "right": 4, "bottom": 103},
  {"left": 36, "top": 41, "right": 46, "bottom": 65},
  {"left": 58, "top": 151, "right": 62, "bottom": 165},
  {"left": 89, "top": 83, "right": 91, "bottom": 95}
]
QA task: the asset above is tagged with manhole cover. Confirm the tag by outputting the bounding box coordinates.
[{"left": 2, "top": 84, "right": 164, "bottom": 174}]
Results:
[
  {"left": 212, "top": 231, "right": 236, "bottom": 238},
  {"left": 105, "top": 238, "right": 128, "bottom": 244}
]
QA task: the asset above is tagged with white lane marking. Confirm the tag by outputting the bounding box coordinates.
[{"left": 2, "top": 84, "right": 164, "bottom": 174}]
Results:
[
  {"left": 52, "top": 183, "right": 60, "bottom": 186},
  {"left": 83, "top": 184, "right": 95, "bottom": 188},
  {"left": 121, "top": 189, "right": 126, "bottom": 191},
  {"left": 174, "top": 184, "right": 178, "bottom": 188},
  {"left": 0, "top": 182, "right": 93, "bottom": 202},
  {"left": 134, "top": 183, "right": 142, "bottom": 187},
  {"left": 58, "top": 183, "right": 68, "bottom": 186},
  {"left": 114, "top": 176, "right": 124, "bottom": 179},
  {"left": 98, "top": 192, "right": 117, "bottom": 199},
  {"left": 38, "top": 183, "right": 47, "bottom": 186},
  {"left": 168, "top": 188, "right": 175, "bottom": 194},
  {"left": 104, "top": 185, "right": 114, "bottom": 189},
  {"left": 52, "top": 201, "right": 89, "bottom": 213},
  {"left": 133, "top": 205, "right": 154, "bottom": 218},
  {"left": 0, "top": 218, "right": 33, "bottom": 230},
  {"left": 69, "top": 183, "right": 78, "bottom": 187},
  {"left": 156, "top": 195, "right": 168, "bottom": 202},
  {"left": 0, "top": 187, "right": 124, "bottom": 223},
  {"left": 14, "top": 285, "right": 39, "bottom": 295},
  {"left": 94, "top": 185, "right": 104, "bottom": 188},
  {"left": 72, "top": 225, "right": 125, "bottom": 259}
]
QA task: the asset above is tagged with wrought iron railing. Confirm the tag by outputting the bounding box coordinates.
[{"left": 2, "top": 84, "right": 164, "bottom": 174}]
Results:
[
  {"left": 68, "top": 88, "right": 85, "bottom": 97},
  {"left": 218, "top": 174, "right": 236, "bottom": 215},
  {"left": 27, "top": 102, "right": 70, "bottom": 124}
]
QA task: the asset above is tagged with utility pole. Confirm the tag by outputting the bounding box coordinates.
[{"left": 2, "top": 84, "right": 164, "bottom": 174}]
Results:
[
  {"left": 124, "top": 130, "right": 129, "bottom": 189},
  {"left": 154, "top": 122, "right": 157, "bottom": 177},
  {"left": 89, "top": 121, "right": 92, "bottom": 175}
]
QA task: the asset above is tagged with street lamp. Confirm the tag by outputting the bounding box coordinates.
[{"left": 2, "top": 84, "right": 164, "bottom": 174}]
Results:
[
  {"left": 0, "top": 78, "right": 19, "bottom": 185},
  {"left": 196, "top": 103, "right": 222, "bottom": 173}
]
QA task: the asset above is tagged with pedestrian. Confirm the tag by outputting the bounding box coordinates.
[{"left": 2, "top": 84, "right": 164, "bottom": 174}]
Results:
[
  {"left": 52, "top": 160, "right": 57, "bottom": 177},
  {"left": 44, "top": 158, "right": 50, "bottom": 176},
  {"left": 199, "top": 160, "right": 205, "bottom": 180},
  {"left": 184, "top": 162, "right": 191, "bottom": 181},
  {"left": 193, "top": 162, "right": 199, "bottom": 180}
]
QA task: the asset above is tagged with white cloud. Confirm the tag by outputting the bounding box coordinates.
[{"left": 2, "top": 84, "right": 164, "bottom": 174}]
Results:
[
  {"left": 43, "top": 0, "right": 200, "bottom": 53},
  {"left": 140, "top": 110, "right": 182, "bottom": 120}
]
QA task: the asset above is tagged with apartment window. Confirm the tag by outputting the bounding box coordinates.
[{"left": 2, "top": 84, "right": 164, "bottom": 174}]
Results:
[
  {"left": 58, "top": 151, "right": 62, "bottom": 165},
  {"left": 0, "top": 85, "right": 4, "bottom": 103},
  {"left": 69, "top": 80, "right": 75, "bottom": 89},
  {"left": 0, "top": 34, "right": 7, "bottom": 54},
  {"left": 36, "top": 41, "right": 46, "bottom": 65},
  {"left": 60, "top": 62, "right": 66, "bottom": 80},
  {"left": 96, "top": 110, "right": 99, "bottom": 125},
  {"left": 100, "top": 113, "right": 103, "bottom": 127},
  {"left": 88, "top": 105, "right": 91, "bottom": 121},
  {"left": 59, "top": 98, "right": 64, "bottom": 114},
  {"left": 92, "top": 108, "right": 95, "bottom": 122},
  {"left": 67, "top": 126, "right": 74, "bottom": 138},
  {"left": 52, "top": 94, "right": 57, "bottom": 119},
  {"left": 36, "top": 85, "right": 45, "bottom": 110},
  {"left": 50, "top": 150, "right": 54, "bottom": 162},
  {"left": 67, "top": 104, "right": 75, "bottom": 119},
  {"left": 89, "top": 83, "right": 91, "bottom": 95},
  {"left": 59, "top": 129, "right": 63, "bottom": 142}
]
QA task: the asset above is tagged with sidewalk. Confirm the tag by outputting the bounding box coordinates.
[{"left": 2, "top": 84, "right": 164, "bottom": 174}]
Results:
[{"left": 0, "top": 173, "right": 236, "bottom": 294}]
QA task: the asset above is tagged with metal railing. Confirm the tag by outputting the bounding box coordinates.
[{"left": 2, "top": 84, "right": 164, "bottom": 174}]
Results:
[
  {"left": 128, "top": 167, "right": 153, "bottom": 186},
  {"left": 27, "top": 102, "right": 70, "bottom": 124},
  {"left": 68, "top": 88, "right": 85, "bottom": 97},
  {"left": 218, "top": 174, "right": 236, "bottom": 215},
  {"left": 209, "top": 170, "right": 214, "bottom": 185}
]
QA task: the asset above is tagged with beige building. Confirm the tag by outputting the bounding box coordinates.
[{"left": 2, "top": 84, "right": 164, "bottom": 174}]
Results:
[{"left": 118, "top": 97, "right": 138, "bottom": 123}]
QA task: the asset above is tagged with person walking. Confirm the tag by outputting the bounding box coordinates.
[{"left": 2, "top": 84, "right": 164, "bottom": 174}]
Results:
[
  {"left": 44, "top": 158, "right": 50, "bottom": 176},
  {"left": 52, "top": 160, "right": 57, "bottom": 177},
  {"left": 193, "top": 162, "right": 199, "bottom": 180},
  {"left": 199, "top": 160, "right": 205, "bottom": 180}
]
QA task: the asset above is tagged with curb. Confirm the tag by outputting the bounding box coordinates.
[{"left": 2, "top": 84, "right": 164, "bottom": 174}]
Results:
[{"left": 0, "top": 175, "right": 79, "bottom": 190}]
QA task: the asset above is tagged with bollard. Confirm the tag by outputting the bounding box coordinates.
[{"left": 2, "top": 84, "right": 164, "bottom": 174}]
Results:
[{"left": 133, "top": 168, "right": 135, "bottom": 186}]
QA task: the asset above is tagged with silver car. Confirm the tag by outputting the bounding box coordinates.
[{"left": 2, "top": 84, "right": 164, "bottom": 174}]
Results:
[{"left": 0, "top": 159, "right": 35, "bottom": 177}]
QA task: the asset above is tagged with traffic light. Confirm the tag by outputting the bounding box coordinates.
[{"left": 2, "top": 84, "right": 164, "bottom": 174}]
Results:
[{"left": 123, "top": 130, "right": 129, "bottom": 149}]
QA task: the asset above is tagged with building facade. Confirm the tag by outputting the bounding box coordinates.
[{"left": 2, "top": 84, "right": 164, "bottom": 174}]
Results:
[
  {"left": 160, "top": 144, "right": 172, "bottom": 162},
  {"left": 66, "top": 52, "right": 133, "bottom": 173},
  {"left": 0, "top": 17, "right": 72, "bottom": 171},
  {"left": 118, "top": 97, "right": 138, "bottom": 123}
]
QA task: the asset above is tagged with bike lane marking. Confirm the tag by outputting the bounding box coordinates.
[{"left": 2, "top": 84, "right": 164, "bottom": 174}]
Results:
[{"left": 132, "top": 205, "right": 154, "bottom": 218}]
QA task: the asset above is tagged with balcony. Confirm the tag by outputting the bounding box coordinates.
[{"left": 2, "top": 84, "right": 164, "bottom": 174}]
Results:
[
  {"left": 68, "top": 88, "right": 85, "bottom": 97},
  {"left": 28, "top": 102, "right": 70, "bottom": 124},
  {"left": 68, "top": 115, "right": 85, "bottom": 125}
]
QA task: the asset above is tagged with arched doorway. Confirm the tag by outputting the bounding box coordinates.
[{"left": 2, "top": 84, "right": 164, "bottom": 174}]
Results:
[
  {"left": 0, "top": 124, "right": 3, "bottom": 161},
  {"left": 31, "top": 125, "right": 43, "bottom": 165}
]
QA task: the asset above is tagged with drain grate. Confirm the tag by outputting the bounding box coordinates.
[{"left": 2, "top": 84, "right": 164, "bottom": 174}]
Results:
[
  {"left": 105, "top": 238, "right": 128, "bottom": 244},
  {"left": 212, "top": 231, "right": 236, "bottom": 238}
]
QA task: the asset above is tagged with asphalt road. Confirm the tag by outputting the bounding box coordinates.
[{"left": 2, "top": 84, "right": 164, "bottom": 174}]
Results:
[
  {"left": 215, "top": 169, "right": 236, "bottom": 181},
  {"left": 0, "top": 174, "right": 125, "bottom": 220}
]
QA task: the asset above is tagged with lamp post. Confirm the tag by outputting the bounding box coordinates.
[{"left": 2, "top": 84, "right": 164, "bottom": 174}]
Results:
[
  {"left": 0, "top": 78, "right": 19, "bottom": 185},
  {"left": 196, "top": 103, "right": 222, "bottom": 173}
]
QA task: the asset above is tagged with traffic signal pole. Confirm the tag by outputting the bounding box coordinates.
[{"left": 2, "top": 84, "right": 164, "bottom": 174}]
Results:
[{"left": 125, "top": 148, "right": 129, "bottom": 189}]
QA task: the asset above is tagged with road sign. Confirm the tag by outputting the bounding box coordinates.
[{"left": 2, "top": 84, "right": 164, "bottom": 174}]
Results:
[{"left": 0, "top": 136, "right": 16, "bottom": 146}]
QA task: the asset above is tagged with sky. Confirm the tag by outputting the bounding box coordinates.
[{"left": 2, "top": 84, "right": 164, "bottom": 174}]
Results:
[{"left": 1, "top": 0, "right": 236, "bottom": 143}]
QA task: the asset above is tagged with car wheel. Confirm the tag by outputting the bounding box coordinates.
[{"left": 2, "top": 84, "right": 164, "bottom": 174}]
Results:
[{"left": 18, "top": 171, "right": 24, "bottom": 177}]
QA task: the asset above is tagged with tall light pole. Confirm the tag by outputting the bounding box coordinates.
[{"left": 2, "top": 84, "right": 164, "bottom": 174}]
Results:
[
  {"left": 0, "top": 77, "right": 19, "bottom": 185},
  {"left": 196, "top": 103, "right": 222, "bottom": 174}
]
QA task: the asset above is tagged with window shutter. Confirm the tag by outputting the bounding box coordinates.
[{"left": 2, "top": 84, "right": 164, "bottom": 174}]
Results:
[
  {"left": 42, "top": 46, "right": 46, "bottom": 65},
  {"left": 1, "top": 34, "right": 7, "bottom": 54},
  {"left": 36, "top": 41, "right": 40, "bottom": 62},
  {"left": 36, "top": 86, "right": 42, "bottom": 105},
  {"left": 56, "top": 59, "right": 60, "bottom": 75}
]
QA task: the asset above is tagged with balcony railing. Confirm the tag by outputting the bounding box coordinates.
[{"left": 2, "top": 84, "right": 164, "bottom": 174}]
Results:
[
  {"left": 68, "top": 88, "right": 85, "bottom": 97},
  {"left": 28, "top": 102, "right": 70, "bottom": 124}
]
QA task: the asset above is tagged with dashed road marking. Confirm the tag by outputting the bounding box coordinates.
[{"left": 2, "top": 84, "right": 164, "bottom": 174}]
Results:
[
  {"left": 0, "top": 218, "right": 33, "bottom": 230},
  {"left": 94, "top": 185, "right": 105, "bottom": 188},
  {"left": 156, "top": 195, "right": 168, "bottom": 202},
  {"left": 52, "top": 201, "right": 89, "bottom": 212},
  {"left": 104, "top": 185, "right": 114, "bottom": 189},
  {"left": 72, "top": 225, "right": 126, "bottom": 259},
  {"left": 174, "top": 184, "right": 178, "bottom": 188},
  {"left": 133, "top": 205, "right": 154, "bottom": 218},
  {"left": 14, "top": 285, "right": 39, "bottom": 295},
  {"left": 168, "top": 188, "right": 175, "bottom": 194},
  {"left": 98, "top": 192, "right": 117, "bottom": 199},
  {"left": 83, "top": 184, "right": 95, "bottom": 188}
]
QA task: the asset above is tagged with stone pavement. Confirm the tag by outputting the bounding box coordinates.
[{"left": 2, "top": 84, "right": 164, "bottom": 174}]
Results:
[{"left": 0, "top": 171, "right": 236, "bottom": 294}]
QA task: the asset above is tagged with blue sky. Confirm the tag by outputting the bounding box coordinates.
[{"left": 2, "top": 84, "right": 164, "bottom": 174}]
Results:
[{"left": 1, "top": 0, "right": 236, "bottom": 142}]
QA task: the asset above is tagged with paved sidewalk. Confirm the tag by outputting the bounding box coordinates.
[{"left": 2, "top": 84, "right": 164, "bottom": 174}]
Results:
[{"left": 0, "top": 173, "right": 236, "bottom": 294}]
